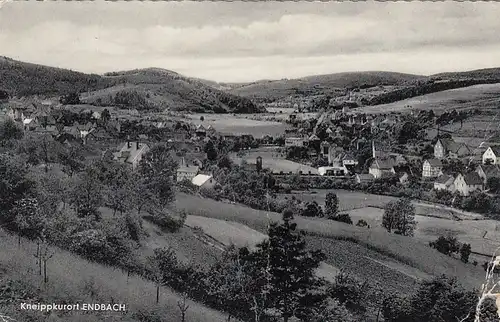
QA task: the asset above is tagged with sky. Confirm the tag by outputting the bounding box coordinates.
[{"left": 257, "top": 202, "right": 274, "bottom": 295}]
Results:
[{"left": 1, "top": 1, "right": 500, "bottom": 82}]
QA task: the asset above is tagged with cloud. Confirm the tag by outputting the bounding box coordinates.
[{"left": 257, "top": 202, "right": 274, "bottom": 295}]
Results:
[{"left": 1, "top": 1, "right": 500, "bottom": 81}]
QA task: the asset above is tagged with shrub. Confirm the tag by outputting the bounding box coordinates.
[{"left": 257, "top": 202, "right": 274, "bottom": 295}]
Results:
[
  {"left": 330, "top": 213, "right": 353, "bottom": 225},
  {"left": 356, "top": 219, "right": 370, "bottom": 228}
]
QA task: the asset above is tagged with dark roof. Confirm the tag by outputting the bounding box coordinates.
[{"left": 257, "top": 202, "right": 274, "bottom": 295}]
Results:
[
  {"left": 356, "top": 174, "right": 374, "bottom": 181},
  {"left": 371, "top": 158, "right": 394, "bottom": 170},
  {"left": 489, "top": 146, "right": 500, "bottom": 156},
  {"left": 435, "top": 174, "right": 454, "bottom": 184},
  {"left": 463, "top": 172, "right": 483, "bottom": 186},
  {"left": 438, "top": 138, "right": 468, "bottom": 154},
  {"left": 425, "top": 159, "right": 443, "bottom": 167},
  {"left": 478, "top": 164, "right": 500, "bottom": 178}
]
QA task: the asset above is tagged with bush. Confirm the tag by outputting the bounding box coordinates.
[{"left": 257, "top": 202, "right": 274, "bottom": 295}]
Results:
[
  {"left": 356, "top": 219, "right": 370, "bottom": 228},
  {"left": 330, "top": 213, "right": 353, "bottom": 225}
]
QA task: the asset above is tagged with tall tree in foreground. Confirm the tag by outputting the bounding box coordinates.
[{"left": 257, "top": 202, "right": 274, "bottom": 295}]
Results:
[
  {"left": 382, "top": 198, "right": 417, "bottom": 236},
  {"left": 324, "top": 192, "right": 339, "bottom": 219},
  {"left": 247, "top": 210, "right": 327, "bottom": 322}
]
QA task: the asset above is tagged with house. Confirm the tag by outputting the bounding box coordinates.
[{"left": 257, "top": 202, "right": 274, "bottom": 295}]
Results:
[
  {"left": 342, "top": 152, "right": 358, "bottom": 168},
  {"left": 206, "top": 125, "right": 216, "bottom": 136},
  {"left": 369, "top": 159, "right": 396, "bottom": 179},
  {"left": 92, "top": 111, "right": 101, "bottom": 120},
  {"left": 453, "top": 172, "right": 484, "bottom": 196},
  {"left": 195, "top": 124, "right": 206, "bottom": 138},
  {"left": 176, "top": 158, "right": 200, "bottom": 182},
  {"left": 482, "top": 146, "right": 500, "bottom": 165},
  {"left": 320, "top": 141, "right": 344, "bottom": 166},
  {"left": 476, "top": 164, "right": 500, "bottom": 185},
  {"left": 191, "top": 174, "right": 217, "bottom": 189},
  {"left": 422, "top": 159, "right": 443, "bottom": 178},
  {"left": 356, "top": 173, "right": 374, "bottom": 184},
  {"left": 318, "top": 166, "right": 347, "bottom": 177},
  {"left": 399, "top": 172, "right": 410, "bottom": 186},
  {"left": 434, "top": 174, "right": 455, "bottom": 192},
  {"left": 434, "top": 138, "right": 471, "bottom": 159},
  {"left": 22, "top": 118, "right": 37, "bottom": 131},
  {"left": 285, "top": 137, "right": 307, "bottom": 148},
  {"left": 87, "top": 127, "right": 114, "bottom": 142},
  {"left": 114, "top": 141, "right": 150, "bottom": 170}
]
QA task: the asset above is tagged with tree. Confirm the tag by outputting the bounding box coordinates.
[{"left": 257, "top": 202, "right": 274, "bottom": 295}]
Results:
[
  {"left": 0, "top": 154, "right": 36, "bottom": 228},
  {"left": 205, "top": 140, "right": 218, "bottom": 161},
  {"left": 11, "top": 198, "right": 47, "bottom": 242},
  {"left": 70, "top": 166, "right": 104, "bottom": 220},
  {"left": 101, "top": 109, "right": 111, "bottom": 124},
  {"left": 324, "top": 192, "right": 339, "bottom": 219},
  {"left": 382, "top": 198, "right": 416, "bottom": 236},
  {"left": 356, "top": 219, "right": 370, "bottom": 228},
  {"left": 245, "top": 210, "right": 327, "bottom": 322},
  {"left": 383, "top": 275, "right": 478, "bottom": 322},
  {"left": 487, "top": 177, "right": 500, "bottom": 194},
  {"left": 460, "top": 243, "right": 472, "bottom": 263},
  {"left": 330, "top": 213, "right": 353, "bottom": 225},
  {"left": 60, "top": 92, "right": 81, "bottom": 105},
  {"left": 57, "top": 144, "right": 85, "bottom": 177},
  {"left": 0, "top": 118, "right": 23, "bottom": 143},
  {"left": 328, "top": 273, "right": 369, "bottom": 315},
  {"left": 302, "top": 201, "right": 323, "bottom": 217},
  {"left": 429, "top": 235, "right": 460, "bottom": 256}
]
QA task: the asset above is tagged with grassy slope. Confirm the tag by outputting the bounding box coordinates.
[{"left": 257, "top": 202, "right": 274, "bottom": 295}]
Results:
[
  {"left": 228, "top": 71, "right": 423, "bottom": 99},
  {"left": 0, "top": 229, "right": 233, "bottom": 322},
  {"left": 355, "top": 83, "right": 500, "bottom": 114},
  {"left": 175, "top": 193, "right": 485, "bottom": 293}
]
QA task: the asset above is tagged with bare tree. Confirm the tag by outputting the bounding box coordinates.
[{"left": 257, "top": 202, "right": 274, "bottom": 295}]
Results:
[{"left": 177, "top": 292, "right": 190, "bottom": 322}]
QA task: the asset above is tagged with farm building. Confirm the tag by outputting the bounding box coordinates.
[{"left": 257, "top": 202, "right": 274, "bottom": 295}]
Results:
[
  {"left": 433, "top": 174, "right": 455, "bottom": 191},
  {"left": 434, "top": 138, "right": 471, "bottom": 159},
  {"left": 191, "top": 174, "right": 217, "bottom": 189},
  {"left": 453, "top": 172, "right": 483, "bottom": 196},
  {"left": 422, "top": 159, "right": 443, "bottom": 178},
  {"left": 476, "top": 164, "right": 500, "bottom": 185},
  {"left": 356, "top": 173, "right": 374, "bottom": 184},
  {"left": 482, "top": 146, "right": 500, "bottom": 165},
  {"left": 113, "top": 141, "right": 150, "bottom": 170},
  {"left": 177, "top": 158, "right": 200, "bottom": 182},
  {"left": 369, "top": 159, "right": 395, "bottom": 179},
  {"left": 318, "top": 166, "right": 347, "bottom": 177}
]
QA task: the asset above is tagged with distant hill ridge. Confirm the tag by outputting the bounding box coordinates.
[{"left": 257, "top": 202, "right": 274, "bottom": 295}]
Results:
[{"left": 0, "top": 57, "right": 262, "bottom": 114}]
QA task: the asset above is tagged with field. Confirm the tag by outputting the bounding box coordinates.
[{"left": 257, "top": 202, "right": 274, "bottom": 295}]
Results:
[
  {"left": 356, "top": 83, "right": 500, "bottom": 114},
  {"left": 185, "top": 113, "right": 289, "bottom": 138},
  {"left": 230, "top": 147, "right": 319, "bottom": 174},
  {"left": 0, "top": 229, "right": 233, "bottom": 322},
  {"left": 175, "top": 193, "right": 486, "bottom": 293}
]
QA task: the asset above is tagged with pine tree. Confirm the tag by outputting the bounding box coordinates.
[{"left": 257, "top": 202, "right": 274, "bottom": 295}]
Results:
[
  {"left": 324, "top": 192, "right": 339, "bottom": 219},
  {"left": 249, "top": 210, "right": 327, "bottom": 322}
]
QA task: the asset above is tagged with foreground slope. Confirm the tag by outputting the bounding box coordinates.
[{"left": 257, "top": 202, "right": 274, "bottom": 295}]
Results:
[
  {"left": 176, "top": 193, "right": 485, "bottom": 294},
  {"left": 0, "top": 229, "right": 233, "bottom": 322}
]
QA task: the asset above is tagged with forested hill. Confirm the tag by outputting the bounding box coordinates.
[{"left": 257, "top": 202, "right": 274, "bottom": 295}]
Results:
[{"left": 0, "top": 57, "right": 263, "bottom": 114}]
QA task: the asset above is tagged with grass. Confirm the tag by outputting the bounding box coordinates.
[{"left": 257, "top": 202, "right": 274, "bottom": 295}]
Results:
[
  {"left": 176, "top": 193, "right": 486, "bottom": 292},
  {"left": 356, "top": 83, "right": 500, "bottom": 114},
  {"left": 230, "top": 149, "right": 319, "bottom": 174},
  {"left": 185, "top": 113, "right": 289, "bottom": 138},
  {"left": 0, "top": 229, "right": 233, "bottom": 322}
]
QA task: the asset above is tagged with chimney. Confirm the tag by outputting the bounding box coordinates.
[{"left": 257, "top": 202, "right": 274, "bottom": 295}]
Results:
[{"left": 136, "top": 141, "right": 140, "bottom": 149}]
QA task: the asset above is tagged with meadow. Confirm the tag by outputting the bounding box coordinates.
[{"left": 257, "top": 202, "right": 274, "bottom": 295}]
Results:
[
  {"left": 185, "top": 113, "right": 289, "bottom": 138},
  {"left": 230, "top": 148, "right": 319, "bottom": 174},
  {"left": 356, "top": 83, "right": 500, "bottom": 114},
  {"left": 0, "top": 229, "right": 233, "bottom": 322},
  {"left": 175, "top": 193, "right": 485, "bottom": 293}
]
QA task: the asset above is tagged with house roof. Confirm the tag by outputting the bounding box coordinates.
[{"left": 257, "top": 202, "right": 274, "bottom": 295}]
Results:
[
  {"left": 115, "top": 142, "right": 149, "bottom": 164},
  {"left": 478, "top": 164, "right": 500, "bottom": 178},
  {"left": 371, "top": 158, "right": 394, "bottom": 170},
  {"left": 356, "top": 174, "right": 374, "bottom": 181},
  {"left": 425, "top": 158, "right": 443, "bottom": 167},
  {"left": 435, "top": 174, "right": 454, "bottom": 185},
  {"left": 438, "top": 138, "right": 468, "bottom": 154},
  {"left": 488, "top": 146, "right": 500, "bottom": 156},
  {"left": 462, "top": 172, "right": 483, "bottom": 186},
  {"left": 191, "top": 174, "right": 213, "bottom": 187}
]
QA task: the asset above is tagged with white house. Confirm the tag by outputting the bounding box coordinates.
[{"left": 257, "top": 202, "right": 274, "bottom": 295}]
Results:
[
  {"left": 176, "top": 158, "right": 200, "bottom": 182},
  {"left": 453, "top": 172, "right": 484, "bottom": 196},
  {"left": 285, "top": 137, "right": 307, "bottom": 148},
  {"left": 191, "top": 174, "right": 217, "bottom": 189},
  {"left": 318, "top": 166, "right": 347, "bottom": 177},
  {"left": 114, "top": 141, "right": 150, "bottom": 170},
  {"left": 482, "top": 146, "right": 500, "bottom": 165},
  {"left": 369, "top": 159, "right": 395, "bottom": 179},
  {"left": 422, "top": 159, "right": 443, "bottom": 178}
]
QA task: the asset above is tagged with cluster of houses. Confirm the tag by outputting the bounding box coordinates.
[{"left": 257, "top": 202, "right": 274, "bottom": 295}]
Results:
[{"left": 421, "top": 138, "right": 500, "bottom": 196}]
